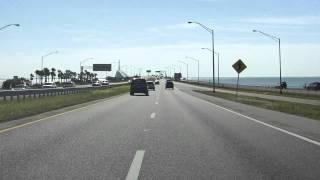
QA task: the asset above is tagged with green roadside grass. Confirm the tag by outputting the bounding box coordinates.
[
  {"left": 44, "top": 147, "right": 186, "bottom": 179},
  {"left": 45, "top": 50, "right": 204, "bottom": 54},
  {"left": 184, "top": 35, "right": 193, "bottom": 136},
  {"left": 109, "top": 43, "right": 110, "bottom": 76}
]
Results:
[
  {"left": 181, "top": 81, "right": 320, "bottom": 100},
  {"left": 0, "top": 85, "right": 129, "bottom": 123},
  {"left": 194, "top": 90, "right": 320, "bottom": 121}
]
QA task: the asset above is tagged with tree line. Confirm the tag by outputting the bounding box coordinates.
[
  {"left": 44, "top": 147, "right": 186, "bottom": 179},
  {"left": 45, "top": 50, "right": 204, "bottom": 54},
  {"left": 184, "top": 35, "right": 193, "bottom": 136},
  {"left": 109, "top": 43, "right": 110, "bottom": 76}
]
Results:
[{"left": 30, "top": 68, "right": 98, "bottom": 84}]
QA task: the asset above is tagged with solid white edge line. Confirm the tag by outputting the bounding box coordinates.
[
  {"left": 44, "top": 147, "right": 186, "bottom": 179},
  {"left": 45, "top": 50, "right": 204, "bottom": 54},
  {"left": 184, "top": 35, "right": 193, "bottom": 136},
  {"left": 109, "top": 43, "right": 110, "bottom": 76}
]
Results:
[
  {"left": 176, "top": 87, "right": 320, "bottom": 147},
  {"left": 126, "top": 150, "right": 145, "bottom": 180}
]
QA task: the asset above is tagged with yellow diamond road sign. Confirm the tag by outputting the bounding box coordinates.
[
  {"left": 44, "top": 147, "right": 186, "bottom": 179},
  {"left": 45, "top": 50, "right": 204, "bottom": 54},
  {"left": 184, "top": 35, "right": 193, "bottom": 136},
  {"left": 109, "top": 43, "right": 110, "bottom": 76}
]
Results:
[{"left": 232, "top": 59, "right": 247, "bottom": 74}]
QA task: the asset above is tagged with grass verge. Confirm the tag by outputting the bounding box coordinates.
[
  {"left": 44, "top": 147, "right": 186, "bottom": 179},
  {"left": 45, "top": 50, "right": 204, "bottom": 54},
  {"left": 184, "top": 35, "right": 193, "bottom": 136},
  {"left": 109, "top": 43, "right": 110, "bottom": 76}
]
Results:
[
  {"left": 180, "top": 81, "right": 320, "bottom": 100},
  {"left": 0, "top": 85, "right": 129, "bottom": 123},
  {"left": 195, "top": 90, "right": 320, "bottom": 120}
]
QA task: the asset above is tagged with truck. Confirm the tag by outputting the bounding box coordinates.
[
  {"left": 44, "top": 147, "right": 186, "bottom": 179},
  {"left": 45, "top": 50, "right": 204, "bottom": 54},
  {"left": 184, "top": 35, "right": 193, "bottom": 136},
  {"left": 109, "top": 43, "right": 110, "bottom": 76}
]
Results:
[{"left": 174, "top": 73, "right": 182, "bottom": 81}]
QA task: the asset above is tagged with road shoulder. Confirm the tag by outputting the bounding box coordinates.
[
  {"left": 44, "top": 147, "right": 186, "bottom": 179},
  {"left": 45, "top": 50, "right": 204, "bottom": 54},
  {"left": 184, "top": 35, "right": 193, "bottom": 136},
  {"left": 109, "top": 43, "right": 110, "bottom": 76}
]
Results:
[{"left": 175, "top": 83, "right": 320, "bottom": 143}]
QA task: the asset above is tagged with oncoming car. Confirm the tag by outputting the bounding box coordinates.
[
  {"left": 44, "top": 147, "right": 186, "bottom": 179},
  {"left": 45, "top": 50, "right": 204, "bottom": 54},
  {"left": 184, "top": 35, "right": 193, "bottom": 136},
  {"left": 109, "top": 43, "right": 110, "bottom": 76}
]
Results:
[
  {"left": 42, "top": 82, "right": 57, "bottom": 88},
  {"left": 101, "top": 80, "right": 110, "bottom": 87},
  {"left": 92, "top": 81, "right": 102, "bottom": 87}
]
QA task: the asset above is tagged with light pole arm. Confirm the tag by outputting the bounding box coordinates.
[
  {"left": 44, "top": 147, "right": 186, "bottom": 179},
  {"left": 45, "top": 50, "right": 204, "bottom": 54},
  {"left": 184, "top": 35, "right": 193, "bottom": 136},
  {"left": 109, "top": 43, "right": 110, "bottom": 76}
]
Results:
[
  {"left": 80, "top": 58, "right": 93, "bottom": 65},
  {"left": 253, "top": 30, "right": 279, "bottom": 41},
  {"left": 43, "top": 51, "right": 58, "bottom": 59},
  {"left": 189, "top": 22, "right": 213, "bottom": 34},
  {"left": 0, "top": 24, "right": 20, "bottom": 31},
  {"left": 185, "top": 56, "right": 199, "bottom": 63},
  {"left": 201, "top": 48, "right": 219, "bottom": 56},
  {"left": 41, "top": 51, "right": 58, "bottom": 69}
]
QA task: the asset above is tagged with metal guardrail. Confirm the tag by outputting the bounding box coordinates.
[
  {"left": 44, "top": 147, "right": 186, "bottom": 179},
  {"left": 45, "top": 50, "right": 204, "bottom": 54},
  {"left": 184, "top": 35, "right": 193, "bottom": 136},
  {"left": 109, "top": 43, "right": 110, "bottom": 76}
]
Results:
[{"left": 0, "top": 82, "right": 128, "bottom": 101}]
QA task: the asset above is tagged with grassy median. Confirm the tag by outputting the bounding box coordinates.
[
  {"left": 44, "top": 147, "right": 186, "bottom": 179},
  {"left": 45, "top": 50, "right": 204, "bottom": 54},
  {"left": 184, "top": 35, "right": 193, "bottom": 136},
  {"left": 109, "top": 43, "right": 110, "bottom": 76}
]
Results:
[
  {"left": 195, "top": 90, "right": 320, "bottom": 120},
  {"left": 0, "top": 85, "right": 129, "bottom": 123},
  {"left": 181, "top": 81, "right": 320, "bottom": 100}
]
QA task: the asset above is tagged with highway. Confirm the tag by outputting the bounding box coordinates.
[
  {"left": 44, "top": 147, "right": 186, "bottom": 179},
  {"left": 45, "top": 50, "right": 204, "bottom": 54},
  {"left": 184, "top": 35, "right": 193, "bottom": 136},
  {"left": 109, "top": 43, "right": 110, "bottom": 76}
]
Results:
[{"left": 1, "top": 81, "right": 320, "bottom": 179}]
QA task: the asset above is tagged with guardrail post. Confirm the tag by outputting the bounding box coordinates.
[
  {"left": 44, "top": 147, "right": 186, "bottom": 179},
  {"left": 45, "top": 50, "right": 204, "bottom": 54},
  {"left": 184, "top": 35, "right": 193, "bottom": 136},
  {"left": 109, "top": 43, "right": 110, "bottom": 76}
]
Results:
[
  {"left": 17, "top": 94, "right": 20, "bottom": 101},
  {"left": 3, "top": 96, "right": 6, "bottom": 101}
]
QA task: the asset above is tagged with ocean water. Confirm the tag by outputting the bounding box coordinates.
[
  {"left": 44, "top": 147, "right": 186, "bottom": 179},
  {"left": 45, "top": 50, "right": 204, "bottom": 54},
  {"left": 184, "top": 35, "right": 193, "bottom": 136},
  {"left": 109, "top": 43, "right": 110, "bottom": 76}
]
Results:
[
  {"left": 189, "top": 77, "right": 320, "bottom": 89},
  {"left": 1, "top": 77, "right": 320, "bottom": 89}
]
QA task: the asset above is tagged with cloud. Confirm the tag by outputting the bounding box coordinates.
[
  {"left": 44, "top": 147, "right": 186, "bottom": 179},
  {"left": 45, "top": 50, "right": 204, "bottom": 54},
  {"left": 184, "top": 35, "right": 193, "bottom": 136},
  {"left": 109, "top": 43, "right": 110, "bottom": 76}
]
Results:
[
  {"left": 195, "top": 0, "right": 220, "bottom": 2},
  {"left": 146, "top": 22, "right": 198, "bottom": 37},
  {"left": 164, "top": 23, "right": 198, "bottom": 30},
  {"left": 239, "top": 16, "right": 320, "bottom": 26}
]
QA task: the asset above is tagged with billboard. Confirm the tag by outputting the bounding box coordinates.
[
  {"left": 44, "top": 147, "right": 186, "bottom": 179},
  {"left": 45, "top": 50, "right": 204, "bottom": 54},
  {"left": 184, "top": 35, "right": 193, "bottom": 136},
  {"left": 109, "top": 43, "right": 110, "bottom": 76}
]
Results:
[{"left": 93, "top": 64, "right": 112, "bottom": 71}]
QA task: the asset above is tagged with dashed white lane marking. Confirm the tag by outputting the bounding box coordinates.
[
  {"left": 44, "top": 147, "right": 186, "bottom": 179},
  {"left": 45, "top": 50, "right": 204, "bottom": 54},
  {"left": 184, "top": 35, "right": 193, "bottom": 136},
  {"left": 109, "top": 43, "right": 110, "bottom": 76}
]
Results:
[
  {"left": 176, "top": 87, "right": 320, "bottom": 147},
  {"left": 150, "top": 112, "right": 156, "bottom": 119},
  {"left": 155, "top": 102, "right": 159, "bottom": 105},
  {"left": 144, "top": 129, "right": 151, "bottom": 132},
  {"left": 126, "top": 150, "right": 145, "bottom": 180}
]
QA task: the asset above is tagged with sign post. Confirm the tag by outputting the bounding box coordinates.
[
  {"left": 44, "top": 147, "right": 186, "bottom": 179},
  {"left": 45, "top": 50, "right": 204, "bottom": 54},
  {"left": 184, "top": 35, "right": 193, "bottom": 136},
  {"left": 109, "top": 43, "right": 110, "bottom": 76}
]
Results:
[
  {"left": 93, "top": 64, "right": 112, "bottom": 79},
  {"left": 232, "top": 59, "right": 247, "bottom": 96},
  {"left": 146, "top": 70, "right": 151, "bottom": 78}
]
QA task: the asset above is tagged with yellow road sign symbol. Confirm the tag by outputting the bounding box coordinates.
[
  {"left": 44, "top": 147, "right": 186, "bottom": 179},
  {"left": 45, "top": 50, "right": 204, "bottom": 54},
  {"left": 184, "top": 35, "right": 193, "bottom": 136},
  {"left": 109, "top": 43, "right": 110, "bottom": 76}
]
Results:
[{"left": 232, "top": 59, "right": 247, "bottom": 74}]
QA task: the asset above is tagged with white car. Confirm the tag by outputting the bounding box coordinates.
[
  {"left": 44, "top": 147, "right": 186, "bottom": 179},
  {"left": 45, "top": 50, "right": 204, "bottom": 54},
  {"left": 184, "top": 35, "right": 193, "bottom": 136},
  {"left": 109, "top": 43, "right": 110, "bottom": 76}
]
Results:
[
  {"left": 92, "top": 81, "right": 102, "bottom": 87},
  {"left": 12, "top": 84, "right": 30, "bottom": 91},
  {"left": 101, "top": 80, "right": 110, "bottom": 86},
  {"left": 42, "top": 82, "right": 57, "bottom": 88}
]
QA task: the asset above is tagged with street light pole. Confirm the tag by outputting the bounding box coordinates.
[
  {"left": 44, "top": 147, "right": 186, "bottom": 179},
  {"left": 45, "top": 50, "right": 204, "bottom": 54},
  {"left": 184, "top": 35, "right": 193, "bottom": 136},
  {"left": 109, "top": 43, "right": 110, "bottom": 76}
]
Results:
[
  {"left": 173, "top": 65, "right": 182, "bottom": 73},
  {"left": 80, "top": 57, "right": 93, "bottom": 82},
  {"left": 253, "top": 29, "right": 283, "bottom": 94},
  {"left": 80, "top": 58, "right": 93, "bottom": 73},
  {"left": 178, "top": 61, "right": 188, "bottom": 81},
  {"left": 0, "top": 24, "right": 20, "bottom": 31},
  {"left": 188, "top": 21, "right": 215, "bottom": 92},
  {"left": 41, "top": 51, "right": 58, "bottom": 69},
  {"left": 185, "top": 56, "right": 200, "bottom": 84},
  {"left": 201, "top": 48, "right": 220, "bottom": 85}
]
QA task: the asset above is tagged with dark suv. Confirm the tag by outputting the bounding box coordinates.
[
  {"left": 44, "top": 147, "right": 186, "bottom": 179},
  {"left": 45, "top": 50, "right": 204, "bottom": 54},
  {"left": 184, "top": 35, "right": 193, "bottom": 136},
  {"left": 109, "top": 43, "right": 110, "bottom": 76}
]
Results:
[
  {"left": 130, "top": 78, "right": 149, "bottom": 96},
  {"left": 165, "top": 80, "right": 174, "bottom": 89}
]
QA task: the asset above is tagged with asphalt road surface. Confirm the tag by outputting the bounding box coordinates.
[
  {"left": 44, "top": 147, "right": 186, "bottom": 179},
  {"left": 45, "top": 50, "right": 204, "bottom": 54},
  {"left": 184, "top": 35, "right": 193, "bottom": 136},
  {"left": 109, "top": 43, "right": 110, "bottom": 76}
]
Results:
[{"left": 1, "top": 81, "right": 320, "bottom": 179}]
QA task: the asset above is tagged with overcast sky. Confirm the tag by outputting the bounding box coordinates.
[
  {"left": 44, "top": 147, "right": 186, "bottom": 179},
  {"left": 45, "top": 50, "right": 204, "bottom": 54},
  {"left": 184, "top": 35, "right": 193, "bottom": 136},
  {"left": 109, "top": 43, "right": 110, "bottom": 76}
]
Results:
[{"left": 1, "top": 0, "right": 320, "bottom": 79}]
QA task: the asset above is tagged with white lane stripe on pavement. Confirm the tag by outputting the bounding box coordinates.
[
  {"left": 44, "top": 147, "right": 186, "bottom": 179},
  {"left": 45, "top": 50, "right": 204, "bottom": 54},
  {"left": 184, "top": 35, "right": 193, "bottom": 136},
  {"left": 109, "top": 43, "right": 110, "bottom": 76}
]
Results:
[
  {"left": 155, "top": 102, "right": 159, "bottom": 105},
  {"left": 126, "top": 150, "right": 145, "bottom": 180},
  {"left": 176, "top": 87, "right": 320, "bottom": 147},
  {"left": 150, "top": 112, "right": 156, "bottom": 119}
]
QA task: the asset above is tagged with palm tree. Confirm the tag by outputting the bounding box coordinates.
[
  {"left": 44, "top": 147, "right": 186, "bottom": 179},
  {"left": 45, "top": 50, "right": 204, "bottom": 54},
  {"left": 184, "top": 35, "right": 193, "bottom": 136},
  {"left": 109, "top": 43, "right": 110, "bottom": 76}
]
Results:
[
  {"left": 84, "top": 70, "right": 89, "bottom": 82},
  {"left": 35, "top": 70, "right": 41, "bottom": 84},
  {"left": 30, "top": 73, "right": 34, "bottom": 85},
  {"left": 65, "top": 70, "right": 71, "bottom": 82},
  {"left": 57, "top": 70, "right": 62, "bottom": 83},
  {"left": 79, "top": 72, "right": 84, "bottom": 81},
  {"left": 43, "top": 68, "right": 50, "bottom": 82},
  {"left": 51, "top": 68, "right": 56, "bottom": 82},
  {"left": 39, "top": 70, "right": 45, "bottom": 84},
  {"left": 90, "top": 73, "right": 94, "bottom": 82}
]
